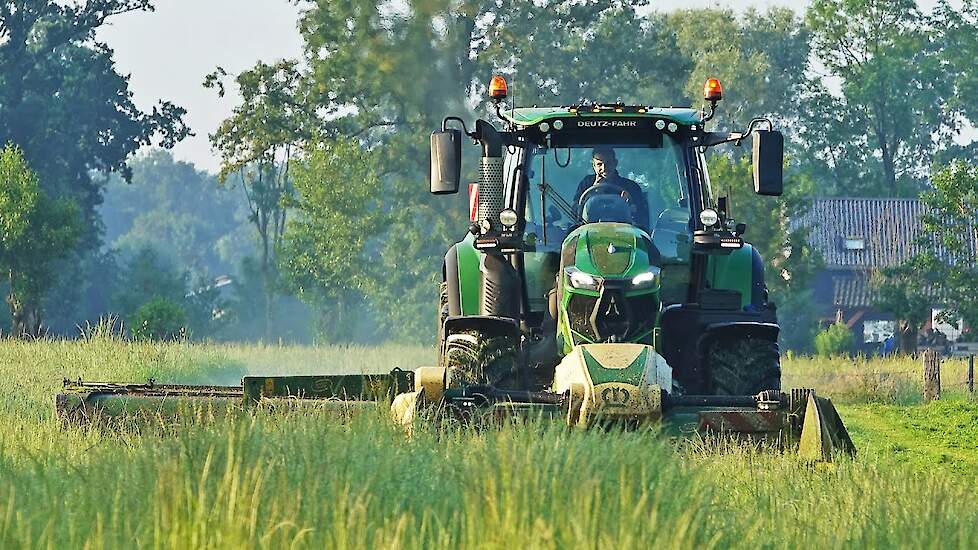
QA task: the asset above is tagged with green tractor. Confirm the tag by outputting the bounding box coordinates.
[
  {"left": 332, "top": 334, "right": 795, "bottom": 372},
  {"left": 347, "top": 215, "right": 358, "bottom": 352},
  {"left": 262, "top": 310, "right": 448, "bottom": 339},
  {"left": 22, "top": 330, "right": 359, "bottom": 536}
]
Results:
[
  {"left": 400, "top": 75, "right": 852, "bottom": 455},
  {"left": 56, "top": 76, "right": 853, "bottom": 460},
  {"left": 432, "top": 77, "right": 784, "bottom": 397}
]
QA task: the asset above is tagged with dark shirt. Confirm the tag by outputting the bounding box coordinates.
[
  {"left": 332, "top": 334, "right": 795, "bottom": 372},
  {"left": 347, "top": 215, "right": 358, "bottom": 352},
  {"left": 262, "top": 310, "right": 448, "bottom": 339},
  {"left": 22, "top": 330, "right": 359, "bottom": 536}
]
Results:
[{"left": 573, "top": 172, "right": 650, "bottom": 228}]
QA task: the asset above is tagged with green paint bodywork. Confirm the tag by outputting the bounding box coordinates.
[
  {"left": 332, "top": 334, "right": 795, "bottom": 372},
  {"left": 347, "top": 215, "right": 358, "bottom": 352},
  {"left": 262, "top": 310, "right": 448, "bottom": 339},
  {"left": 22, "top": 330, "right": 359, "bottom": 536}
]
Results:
[
  {"left": 581, "top": 346, "right": 650, "bottom": 386},
  {"left": 456, "top": 233, "right": 482, "bottom": 315},
  {"left": 569, "top": 223, "right": 651, "bottom": 279},
  {"left": 55, "top": 371, "right": 414, "bottom": 421},
  {"left": 500, "top": 107, "right": 702, "bottom": 127},
  {"left": 706, "top": 244, "right": 755, "bottom": 309},
  {"left": 241, "top": 373, "right": 414, "bottom": 402},
  {"left": 558, "top": 223, "right": 660, "bottom": 353}
]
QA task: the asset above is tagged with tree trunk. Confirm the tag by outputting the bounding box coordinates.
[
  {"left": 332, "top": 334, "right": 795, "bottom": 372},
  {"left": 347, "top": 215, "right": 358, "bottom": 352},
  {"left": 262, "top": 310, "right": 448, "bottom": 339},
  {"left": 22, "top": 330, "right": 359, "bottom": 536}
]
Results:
[
  {"left": 6, "top": 292, "right": 41, "bottom": 339},
  {"left": 898, "top": 320, "right": 917, "bottom": 355},
  {"left": 260, "top": 230, "right": 272, "bottom": 342}
]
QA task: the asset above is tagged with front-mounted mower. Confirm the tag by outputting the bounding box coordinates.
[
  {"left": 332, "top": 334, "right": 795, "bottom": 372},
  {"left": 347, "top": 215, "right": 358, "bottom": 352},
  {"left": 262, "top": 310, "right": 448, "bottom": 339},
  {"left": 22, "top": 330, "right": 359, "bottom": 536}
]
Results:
[{"left": 57, "top": 76, "right": 853, "bottom": 460}]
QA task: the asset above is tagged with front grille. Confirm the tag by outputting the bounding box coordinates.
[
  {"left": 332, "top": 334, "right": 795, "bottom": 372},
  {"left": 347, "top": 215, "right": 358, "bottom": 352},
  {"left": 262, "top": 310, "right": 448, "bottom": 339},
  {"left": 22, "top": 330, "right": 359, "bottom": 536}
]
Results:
[
  {"left": 567, "top": 294, "right": 597, "bottom": 339},
  {"left": 565, "top": 290, "right": 658, "bottom": 343}
]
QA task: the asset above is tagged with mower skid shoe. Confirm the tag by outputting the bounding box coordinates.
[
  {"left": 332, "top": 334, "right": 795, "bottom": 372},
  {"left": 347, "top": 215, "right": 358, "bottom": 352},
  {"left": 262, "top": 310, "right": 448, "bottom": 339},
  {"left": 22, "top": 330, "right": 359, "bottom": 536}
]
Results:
[{"left": 797, "top": 392, "right": 855, "bottom": 462}]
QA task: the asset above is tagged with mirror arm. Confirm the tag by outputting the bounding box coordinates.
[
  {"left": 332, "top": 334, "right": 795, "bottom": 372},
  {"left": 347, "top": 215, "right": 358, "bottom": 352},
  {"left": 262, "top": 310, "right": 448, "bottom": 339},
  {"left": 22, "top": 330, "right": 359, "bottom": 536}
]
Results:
[
  {"left": 700, "top": 118, "right": 775, "bottom": 148},
  {"left": 442, "top": 116, "right": 472, "bottom": 136},
  {"left": 701, "top": 132, "right": 745, "bottom": 147}
]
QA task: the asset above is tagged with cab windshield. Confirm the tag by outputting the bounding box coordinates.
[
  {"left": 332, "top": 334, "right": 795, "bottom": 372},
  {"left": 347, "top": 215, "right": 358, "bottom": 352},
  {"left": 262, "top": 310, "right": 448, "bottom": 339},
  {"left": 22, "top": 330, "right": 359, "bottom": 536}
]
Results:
[{"left": 523, "top": 138, "right": 691, "bottom": 249}]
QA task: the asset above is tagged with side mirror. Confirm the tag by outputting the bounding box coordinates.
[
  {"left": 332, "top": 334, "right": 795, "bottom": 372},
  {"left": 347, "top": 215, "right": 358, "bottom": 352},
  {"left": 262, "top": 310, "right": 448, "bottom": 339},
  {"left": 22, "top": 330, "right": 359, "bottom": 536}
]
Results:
[
  {"left": 430, "top": 129, "right": 462, "bottom": 194},
  {"left": 752, "top": 130, "right": 783, "bottom": 196}
]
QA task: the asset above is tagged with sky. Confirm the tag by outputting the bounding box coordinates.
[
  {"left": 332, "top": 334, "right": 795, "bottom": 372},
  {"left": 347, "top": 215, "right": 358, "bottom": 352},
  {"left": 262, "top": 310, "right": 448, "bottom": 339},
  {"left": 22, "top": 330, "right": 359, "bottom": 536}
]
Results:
[
  {"left": 96, "top": 0, "right": 306, "bottom": 172},
  {"left": 96, "top": 0, "right": 952, "bottom": 173}
]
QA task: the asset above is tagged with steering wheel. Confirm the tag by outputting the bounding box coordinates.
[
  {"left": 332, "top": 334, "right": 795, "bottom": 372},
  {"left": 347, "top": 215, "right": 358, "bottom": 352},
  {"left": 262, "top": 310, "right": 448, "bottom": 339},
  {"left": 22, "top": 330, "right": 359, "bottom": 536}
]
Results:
[{"left": 577, "top": 182, "right": 632, "bottom": 211}]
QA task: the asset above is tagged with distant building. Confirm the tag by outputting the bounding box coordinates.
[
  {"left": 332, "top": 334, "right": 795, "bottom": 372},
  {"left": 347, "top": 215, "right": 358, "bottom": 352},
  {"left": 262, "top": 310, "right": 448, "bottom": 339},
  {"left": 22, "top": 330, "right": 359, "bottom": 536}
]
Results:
[{"left": 794, "top": 198, "right": 948, "bottom": 352}]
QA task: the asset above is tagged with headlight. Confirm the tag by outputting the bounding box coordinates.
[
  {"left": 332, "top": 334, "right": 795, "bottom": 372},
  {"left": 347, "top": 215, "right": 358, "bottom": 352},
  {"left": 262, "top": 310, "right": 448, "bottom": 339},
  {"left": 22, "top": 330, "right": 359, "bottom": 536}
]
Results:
[
  {"left": 499, "top": 208, "right": 519, "bottom": 228},
  {"left": 631, "top": 267, "right": 661, "bottom": 289},
  {"left": 564, "top": 266, "right": 602, "bottom": 291},
  {"left": 699, "top": 208, "right": 719, "bottom": 227}
]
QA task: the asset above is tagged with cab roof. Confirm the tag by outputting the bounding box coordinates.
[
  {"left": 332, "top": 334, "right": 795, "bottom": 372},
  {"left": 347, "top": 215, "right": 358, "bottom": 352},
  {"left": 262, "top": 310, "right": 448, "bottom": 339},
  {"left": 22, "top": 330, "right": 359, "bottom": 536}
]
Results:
[{"left": 499, "top": 106, "right": 702, "bottom": 127}]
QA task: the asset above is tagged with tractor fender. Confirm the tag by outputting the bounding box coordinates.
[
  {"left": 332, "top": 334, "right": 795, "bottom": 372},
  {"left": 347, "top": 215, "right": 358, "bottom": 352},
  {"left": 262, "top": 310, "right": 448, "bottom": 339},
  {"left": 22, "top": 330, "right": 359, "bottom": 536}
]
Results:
[
  {"left": 444, "top": 244, "right": 463, "bottom": 317},
  {"left": 749, "top": 246, "right": 767, "bottom": 307},
  {"left": 442, "top": 315, "right": 520, "bottom": 340},
  {"left": 706, "top": 244, "right": 768, "bottom": 308},
  {"left": 443, "top": 235, "right": 518, "bottom": 317}
]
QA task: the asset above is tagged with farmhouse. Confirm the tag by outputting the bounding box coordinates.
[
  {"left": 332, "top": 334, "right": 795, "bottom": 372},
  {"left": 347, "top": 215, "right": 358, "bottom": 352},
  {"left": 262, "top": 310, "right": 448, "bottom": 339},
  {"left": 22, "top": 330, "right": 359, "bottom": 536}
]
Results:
[{"left": 794, "top": 198, "right": 960, "bottom": 353}]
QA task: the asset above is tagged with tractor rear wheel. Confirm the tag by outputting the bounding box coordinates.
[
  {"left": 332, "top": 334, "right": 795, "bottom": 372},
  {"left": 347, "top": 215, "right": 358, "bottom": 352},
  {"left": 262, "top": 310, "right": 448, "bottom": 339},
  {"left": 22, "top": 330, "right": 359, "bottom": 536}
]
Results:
[{"left": 705, "top": 336, "right": 781, "bottom": 395}]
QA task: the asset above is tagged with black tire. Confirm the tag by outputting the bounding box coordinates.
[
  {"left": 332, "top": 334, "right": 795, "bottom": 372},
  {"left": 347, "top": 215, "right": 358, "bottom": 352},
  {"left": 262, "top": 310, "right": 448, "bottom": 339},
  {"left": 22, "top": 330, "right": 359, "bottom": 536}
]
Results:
[
  {"left": 705, "top": 336, "right": 781, "bottom": 395},
  {"left": 442, "top": 330, "right": 520, "bottom": 387}
]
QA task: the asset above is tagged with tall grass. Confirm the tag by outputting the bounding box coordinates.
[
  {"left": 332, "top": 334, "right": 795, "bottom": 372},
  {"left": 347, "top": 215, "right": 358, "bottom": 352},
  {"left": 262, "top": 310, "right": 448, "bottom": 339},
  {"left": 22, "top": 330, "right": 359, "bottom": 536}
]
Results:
[
  {"left": 0, "top": 336, "right": 975, "bottom": 548},
  {"left": 2, "top": 411, "right": 977, "bottom": 548},
  {"left": 784, "top": 354, "right": 973, "bottom": 404}
]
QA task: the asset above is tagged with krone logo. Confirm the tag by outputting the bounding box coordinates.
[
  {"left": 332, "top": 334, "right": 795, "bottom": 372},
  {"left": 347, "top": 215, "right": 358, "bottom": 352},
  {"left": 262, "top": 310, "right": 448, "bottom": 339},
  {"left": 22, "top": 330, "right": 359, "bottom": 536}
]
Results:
[{"left": 601, "top": 386, "right": 631, "bottom": 408}]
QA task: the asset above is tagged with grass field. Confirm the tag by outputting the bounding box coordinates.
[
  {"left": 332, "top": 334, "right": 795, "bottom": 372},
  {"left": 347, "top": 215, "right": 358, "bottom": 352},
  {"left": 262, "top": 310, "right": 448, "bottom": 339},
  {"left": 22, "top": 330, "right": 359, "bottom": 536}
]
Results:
[{"left": 1, "top": 335, "right": 976, "bottom": 548}]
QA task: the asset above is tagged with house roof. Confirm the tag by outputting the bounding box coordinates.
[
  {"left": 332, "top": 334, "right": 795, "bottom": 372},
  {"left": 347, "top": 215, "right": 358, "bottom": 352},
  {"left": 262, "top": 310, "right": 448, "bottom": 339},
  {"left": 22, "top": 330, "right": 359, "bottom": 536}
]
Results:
[
  {"left": 794, "top": 198, "right": 929, "bottom": 270},
  {"left": 831, "top": 273, "right": 875, "bottom": 308}
]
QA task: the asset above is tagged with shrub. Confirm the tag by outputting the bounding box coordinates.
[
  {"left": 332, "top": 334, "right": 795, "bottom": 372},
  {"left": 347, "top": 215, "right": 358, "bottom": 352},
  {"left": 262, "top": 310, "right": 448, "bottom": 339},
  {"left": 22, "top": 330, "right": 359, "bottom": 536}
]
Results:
[
  {"left": 814, "top": 321, "right": 854, "bottom": 356},
  {"left": 130, "top": 297, "right": 188, "bottom": 341}
]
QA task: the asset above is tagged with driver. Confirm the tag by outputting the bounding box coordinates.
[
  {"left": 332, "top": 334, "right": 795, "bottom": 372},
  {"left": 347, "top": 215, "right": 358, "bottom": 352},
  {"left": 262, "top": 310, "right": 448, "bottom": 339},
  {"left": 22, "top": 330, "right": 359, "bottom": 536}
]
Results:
[{"left": 573, "top": 148, "right": 650, "bottom": 227}]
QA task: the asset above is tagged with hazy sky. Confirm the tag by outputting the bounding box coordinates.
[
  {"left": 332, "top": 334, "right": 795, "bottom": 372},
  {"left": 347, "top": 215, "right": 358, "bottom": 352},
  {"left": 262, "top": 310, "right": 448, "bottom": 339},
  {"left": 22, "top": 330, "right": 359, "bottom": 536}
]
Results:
[
  {"left": 97, "top": 0, "right": 306, "bottom": 172},
  {"left": 96, "top": 0, "right": 949, "bottom": 172}
]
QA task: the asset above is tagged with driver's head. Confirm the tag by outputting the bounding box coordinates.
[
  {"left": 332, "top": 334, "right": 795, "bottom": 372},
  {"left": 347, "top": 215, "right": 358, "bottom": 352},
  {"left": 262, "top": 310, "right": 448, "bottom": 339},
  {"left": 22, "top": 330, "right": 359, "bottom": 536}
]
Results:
[{"left": 591, "top": 148, "right": 617, "bottom": 180}]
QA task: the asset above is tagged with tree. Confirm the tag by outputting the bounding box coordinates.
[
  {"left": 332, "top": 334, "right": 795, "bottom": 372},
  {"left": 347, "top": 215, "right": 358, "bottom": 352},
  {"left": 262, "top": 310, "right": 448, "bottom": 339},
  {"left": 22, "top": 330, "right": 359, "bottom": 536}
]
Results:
[
  {"left": 669, "top": 8, "right": 809, "bottom": 130},
  {"left": 814, "top": 321, "right": 854, "bottom": 356},
  {"left": 111, "top": 247, "right": 224, "bottom": 340},
  {"left": 803, "top": 0, "right": 959, "bottom": 196},
  {"left": 111, "top": 247, "right": 188, "bottom": 322},
  {"left": 916, "top": 161, "right": 978, "bottom": 332},
  {"left": 932, "top": 0, "right": 978, "bottom": 128},
  {"left": 872, "top": 261, "right": 935, "bottom": 354},
  {"left": 100, "top": 149, "right": 250, "bottom": 278},
  {"left": 0, "top": 1, "right": 189, "bottom": 226},
  {"left": 130, "top": 297, "right": 187, "bottom": 341},
  {"left": 206, "top": 61, "right": 314, "bottom": 339},
  {"left": 0, "top": 145, "right": 80, "bottom": 336},
  {"left": 474, "top": 2, "right": 688, "bottom": 107},
  {"left": 279, "top": 138, "right": 384, "bottom": 341},
  {"left": 0, "top": 1, "right": 189, "bottom": 330}
]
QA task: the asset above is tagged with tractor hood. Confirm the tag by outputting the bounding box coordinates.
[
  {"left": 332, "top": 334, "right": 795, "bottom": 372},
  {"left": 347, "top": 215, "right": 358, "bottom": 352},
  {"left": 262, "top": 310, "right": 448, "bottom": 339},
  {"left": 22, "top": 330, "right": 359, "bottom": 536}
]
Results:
[{"left": 565, "top": 223, "right": 656, "bottom": 279}]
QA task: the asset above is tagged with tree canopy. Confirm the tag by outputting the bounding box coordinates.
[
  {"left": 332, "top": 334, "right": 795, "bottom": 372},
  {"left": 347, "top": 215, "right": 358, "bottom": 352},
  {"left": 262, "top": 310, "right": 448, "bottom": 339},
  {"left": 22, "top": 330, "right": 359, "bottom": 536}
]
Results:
[{"left": 0, "top": 145, "right": 80, "bottom": 336}]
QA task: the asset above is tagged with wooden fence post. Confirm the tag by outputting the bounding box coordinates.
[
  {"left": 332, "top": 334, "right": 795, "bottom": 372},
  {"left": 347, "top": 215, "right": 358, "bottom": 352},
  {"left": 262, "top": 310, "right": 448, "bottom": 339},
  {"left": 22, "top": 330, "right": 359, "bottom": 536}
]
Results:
[
  {"left": 968, "top": 355, "right": 974, "bottom": 396},
  {"left": 922, "top": 349, "right": 941, "bottom": 401}
]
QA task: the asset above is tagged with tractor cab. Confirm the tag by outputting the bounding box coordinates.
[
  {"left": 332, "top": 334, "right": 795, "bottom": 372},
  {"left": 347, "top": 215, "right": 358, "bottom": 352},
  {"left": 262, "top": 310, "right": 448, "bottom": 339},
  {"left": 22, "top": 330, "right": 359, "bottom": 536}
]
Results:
[{"left": 502, "top": 108, "right": 704, "bottom": 316}]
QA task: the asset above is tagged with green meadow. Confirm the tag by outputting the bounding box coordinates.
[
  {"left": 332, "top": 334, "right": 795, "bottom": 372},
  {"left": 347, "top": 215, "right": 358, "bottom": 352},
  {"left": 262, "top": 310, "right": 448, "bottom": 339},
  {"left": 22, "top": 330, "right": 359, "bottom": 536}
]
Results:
[{"left": 1, "top": 336, "right": 975, "bottom": 548}]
